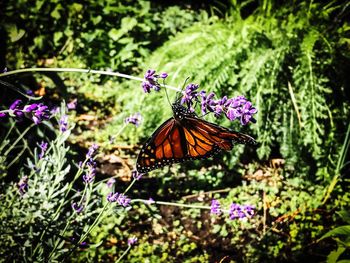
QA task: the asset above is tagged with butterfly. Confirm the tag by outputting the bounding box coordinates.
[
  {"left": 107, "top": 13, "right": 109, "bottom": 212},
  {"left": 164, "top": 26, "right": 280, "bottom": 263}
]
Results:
[{"left": 136, "top": 101, "right": 257, "bottom": 173}]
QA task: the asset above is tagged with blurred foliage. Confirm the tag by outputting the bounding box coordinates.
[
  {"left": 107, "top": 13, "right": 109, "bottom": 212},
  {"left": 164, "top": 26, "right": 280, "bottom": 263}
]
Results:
[{"left": 1, "top": 0, "right": 350, "bottom": 262}]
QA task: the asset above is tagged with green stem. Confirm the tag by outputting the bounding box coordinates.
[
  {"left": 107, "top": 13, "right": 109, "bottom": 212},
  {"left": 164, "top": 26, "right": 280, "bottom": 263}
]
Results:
[
  {"left": 132, "top": 198, "right": 211, "bottom": 210},
  {"left": 4, "top": 123, "right": 35, "bottom": 156},
  {"left": 322, "top": 122, "right": 350, "bottom": 204},
  {"left": 0, "top": 67, "right": 180, "bottom": 91},
  {"left": 78, "top": 202, "right": 110, "bottom": 244},
  {"left": 115, "top": 246, "right": 131, "bottom": 263},
  {"left": 123, "top": 179, "right": 137, "bottom": 194}
]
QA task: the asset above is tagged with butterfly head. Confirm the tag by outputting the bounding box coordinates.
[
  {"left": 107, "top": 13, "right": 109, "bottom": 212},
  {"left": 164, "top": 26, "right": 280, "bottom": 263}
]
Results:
[{"left": 172, "top": 102, "right": 195, "bottom": 120}]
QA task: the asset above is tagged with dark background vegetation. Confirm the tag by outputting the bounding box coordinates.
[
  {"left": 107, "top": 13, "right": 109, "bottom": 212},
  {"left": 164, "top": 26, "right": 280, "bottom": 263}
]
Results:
[{"left": 1, "top": 0, "right": 349, "bottom": 262}]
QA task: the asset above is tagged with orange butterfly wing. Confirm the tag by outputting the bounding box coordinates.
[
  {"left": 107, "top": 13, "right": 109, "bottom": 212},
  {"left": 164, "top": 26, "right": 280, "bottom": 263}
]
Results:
[{"left": 136, "top": 112, "right": 256, "bottom": 173}]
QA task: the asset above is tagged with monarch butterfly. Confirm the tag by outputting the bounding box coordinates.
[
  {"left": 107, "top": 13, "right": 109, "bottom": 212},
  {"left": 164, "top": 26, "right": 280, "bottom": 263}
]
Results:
[{"left": 136, "top": 101, "right": 257, "bottom": 173}]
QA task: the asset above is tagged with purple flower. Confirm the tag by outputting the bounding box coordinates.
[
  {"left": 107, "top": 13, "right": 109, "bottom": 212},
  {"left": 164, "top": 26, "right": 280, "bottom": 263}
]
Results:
[
  {"left": 10, "top": 99, "right": 22, "bottom": 110},
  {"left": 17, "top": 176, "right": 28, "bottom": 195},
  {"left": 50, "top": 107, "right": 60, "bottom": 116},
  {"left": 213, "top": 96, "right": 228, "bottom": 117},
  {"left": 67, "top": 99, "right": 77, "bottom": 110},
  {"left": 181, "top": 83, "right": 200, "bottom": 109},
  {"left": 72, "top": 202, "right": 84, "bottom": 213},
  {"left": 240, "top": 102, "right": 257, "bottom": 125},
  {"left": 226, "top": 107, "right": 240, "bottom": 121},
  {"left": 230, "top": 96, "right": 247, "bottom": 107},
  {"left": 144, "top": 69, "right": 157, "bottom": 84},
  {"left": 107, "top": 192, "right": 131, "bottom": 207},
  {"left": 0, "top": 112, "right": 6, "bottom": 118},
  {"left": 125, "top": 113, "right": 142, "bottom": 127},
  {"left": 141, "top": 69, "right": 168, "bottom": 93},
  {"left": 82, "top": 162, "right": 96, "bottom": 183},
  {"left": 23, "top": 104, "right": 38, "bottom": 112},
  {"left": 132, "top": 170, "right": 143, "bottom": 180},
  {"left": 26, "top": 90, "right": 34, "bottom": 96},
  {"left": 117, "top": 194, "right": 131, "bottom": 207},
  {"left": 107, "top": 178, "right": 116, "bottom": 188},
  {"left": 229, "top": 203, "right": 255, "bottom": 220},
  {"left": 59, "top": 115, "right": 68, "bottom": 132},
  {"left": 200, "top": 92, "right": 216, "bottom": 114},
  {"left": 127, "top": 236, "right": 138, "bottom": 246},
  {"left": 32, "top": 104, "right": 50, "bottom": 124},
  {"left": 210, "top": 199, "right": 221, "bottom": 215},
  {"left": 86, "top": 144, "right": 99, "bottom": 159},
  {"left": 38, "top": 141, "right": 48, "bottom": 159},
  {"left": 142, "top": 81, "right": 152, "bottom": 93},
  {"left": 107, "top": 192, "right": 119, "bottom": 202},
  {"left": 79, "top": 241, "right": 89, "bottom": 249},
  {"left": 159, "top": 72, "right": 168, "bottom": 79}
]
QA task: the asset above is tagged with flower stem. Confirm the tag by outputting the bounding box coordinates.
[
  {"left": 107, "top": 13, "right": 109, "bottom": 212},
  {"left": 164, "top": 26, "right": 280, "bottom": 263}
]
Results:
[
  {"left": 0, "top": 67, "right": 180, "bottom": 91},
  {"left": 4, "top": 122, "right": 35, "bottom": 156},
  {"left": 115, "top": 246, "right": 132, "bottom": 263}
]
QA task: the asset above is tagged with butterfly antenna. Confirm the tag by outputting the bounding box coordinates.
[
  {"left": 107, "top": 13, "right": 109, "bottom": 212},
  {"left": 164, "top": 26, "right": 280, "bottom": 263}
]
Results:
[
  {"left": 175, "top": 77, "right": 190, "bottom": 103},
  {"left": 162, "top": 79, "right": 172, "bottom": 107}
]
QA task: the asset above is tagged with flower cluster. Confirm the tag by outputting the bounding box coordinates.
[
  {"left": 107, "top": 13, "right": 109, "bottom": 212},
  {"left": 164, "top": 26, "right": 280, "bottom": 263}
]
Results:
[
  {"left": 106, "top": 178, "right": 116, "bottom": 188},
  {"left": 82, "top": 144, "right": 99, "bottom": 184},
  {"left": 127, "top": 236, "right": 138, "bottom": 246},
  {"left": 67, "top": 98, "right": 77, "bottom": 110},
  {"left": 0, "top": 99, "right": 51, "bottom": 124},
  {"left": 210, "top": 199, "right": 221, "bottom": 215},
  {"left": 125, "top": 112, "right": 142, "bottom": 127},
  {"left": 82, "top": 160, "right": 97, "bottom": 183},
  {"left": 182, "top": 84, "right": 257, "bottom": 125},
  {"left": 72, "top": 202, "right": 84, "bottom": 213},
  {"left": 229, "top": 203, "right": 255, "bottom": 220},
  {"left": 38, "top": 141, "right": 48, "bottom": 159},
  {"left": 141, "top": 70, "right": 257, "bottom": 125},
  {"left": 107, "top": 192, "right": 131, "bottom": 207},
  {"left": 141, "top": 69, "right": 168, "bottom": 93},
  {"left": 17, "top": 176, "right": 28, "bottom": 195},
  {"left": 59, "top": 115, "right": 68, "bottom": 132},
  {"left": 210, "top": 199, "right": 255, "bottom": 220}
]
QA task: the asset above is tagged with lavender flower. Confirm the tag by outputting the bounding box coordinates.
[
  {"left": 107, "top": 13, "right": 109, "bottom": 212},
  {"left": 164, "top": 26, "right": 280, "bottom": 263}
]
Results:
[
  {"left": 132, "top": 170, "right": 143, "bottom": 180},
  {"left": 32, "top": 104, "right": 50, "bottom": 124},
  {"left": 59, "top": 115, "right": 68, "bottom": 132},
  {"left": 17, "top": 176, "right": 28, "bottom": 195},
  {"left": 107, "top": 178, "right": 116, "bottom": 188},
  {"left": 86, "top": 143, "right": 99, "bottom": 159},
  {"left": 72, "top": 202, "right": 84, "bottom": 213},
  {"left": 141, "top": 69, "right": 168, "bottom": 93},
  {"left": 23, "top": 104, "right": 38, "bottom": 112},
  {"left": 240, "top": 101, "right": 257, "bottom": 125},
  {"left": 82, "top": 161, "right": 96, "bottom": 183},
  {"left": 0, "top": 113, "right": 6, "bottom": 118},
  {"left": 229, "top": 203, "right": 255, "bottom": 220},
  {"left": 38, "top": 141, "right": 48, "bottom": 159},
  {"left": 210, "top": 199, "right": 221, "bottom": 215},
  {"left": 117, "top": 193, "right": 131, "bottom": 207},
  {"left": 181, "top": 83, "right": 200, "bottom": 111},
  {"left": 128, "top": 236, "right": 138, "bottom": 246},
  {"left": 200, "top": 92, "right": 216, "bottom": 114},
  {"left": 125, "top": 112, "right": 142, "bottom": 127},
  {"left": 107, "top": 192, "right": 131, "bottom": 207},
  {"left": 67, "top": 98, "right": 77, "bottom": 110},
  {"left": 9, "top": 99, "right": 22, "bottom": 110}
]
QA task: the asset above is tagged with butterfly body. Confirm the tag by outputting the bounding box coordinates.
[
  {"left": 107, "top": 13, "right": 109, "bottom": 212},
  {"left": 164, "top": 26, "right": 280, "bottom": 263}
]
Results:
[{"left": 136, "top": 102, "right": 256, "bottom": 173}]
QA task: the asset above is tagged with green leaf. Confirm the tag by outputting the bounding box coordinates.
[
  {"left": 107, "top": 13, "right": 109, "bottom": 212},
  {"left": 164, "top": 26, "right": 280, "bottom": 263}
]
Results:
[
  {"left": 319, "top": 226, "right": 350, "bottom": 241},
  {"left": 108, "top": 28, "right": 121, "bottom": 41},
  {"left": 327, "top": 246, "right": 346, "bottom": 263},
  {"left": 8, "top": 24, "right": 25, "bottom": 42}
]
